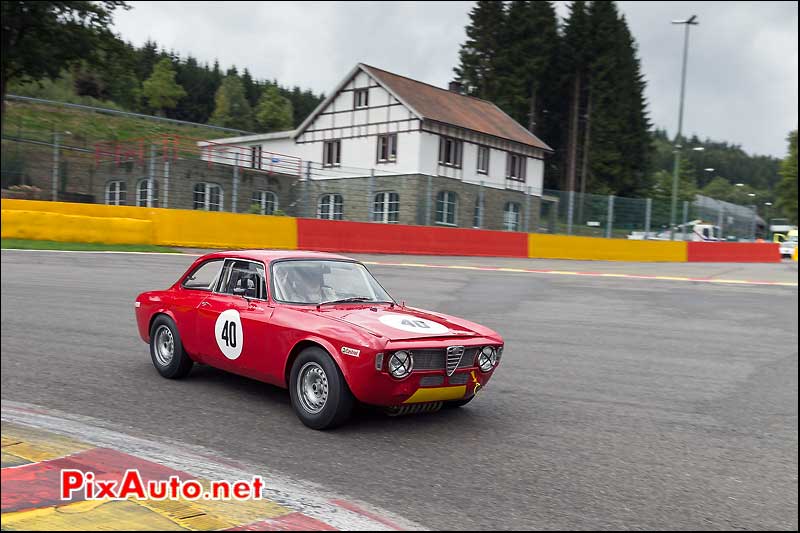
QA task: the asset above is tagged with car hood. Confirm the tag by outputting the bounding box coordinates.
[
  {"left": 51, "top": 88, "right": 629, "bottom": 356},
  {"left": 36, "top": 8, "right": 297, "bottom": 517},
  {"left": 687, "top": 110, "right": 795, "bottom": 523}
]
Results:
[{"left": 311, "top": 305, "right": 487, "bottom": 341}]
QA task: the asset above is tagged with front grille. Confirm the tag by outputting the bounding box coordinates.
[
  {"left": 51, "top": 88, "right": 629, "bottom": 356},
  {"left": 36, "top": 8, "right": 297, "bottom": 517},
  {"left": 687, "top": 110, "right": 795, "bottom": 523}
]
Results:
[
  {"left": 419, "top": 375, "right": 444, "bottom": 387},
  {"left": 410, "top": 347, "right": 478, "bottom": 372},
  {"left": 448, "top": 373, "right": 469, "bottom": 385}
]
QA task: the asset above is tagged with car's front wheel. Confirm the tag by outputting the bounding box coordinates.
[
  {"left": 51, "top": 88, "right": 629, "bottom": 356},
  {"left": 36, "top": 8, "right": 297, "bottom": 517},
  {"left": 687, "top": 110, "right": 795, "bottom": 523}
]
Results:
[
  {"left": 289, "top": 347, "right": 354, "bottom": 430},
  {"left": 149, "top": 315, "right": 193, "bottom": 379}
]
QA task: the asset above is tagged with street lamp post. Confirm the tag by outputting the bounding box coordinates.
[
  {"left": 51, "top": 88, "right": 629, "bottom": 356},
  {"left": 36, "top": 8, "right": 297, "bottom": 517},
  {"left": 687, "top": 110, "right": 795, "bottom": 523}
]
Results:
[{"left": 669, "top": 15, "right": 699, "bottom": 241}]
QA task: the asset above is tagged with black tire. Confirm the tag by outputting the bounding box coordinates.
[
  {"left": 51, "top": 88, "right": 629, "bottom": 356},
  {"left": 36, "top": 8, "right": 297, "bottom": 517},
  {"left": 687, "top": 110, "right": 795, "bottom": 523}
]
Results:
[
  {"left": 289, "top": 347, "right": 354, "bottom": 430},
  {"left": 149, "top": 315, "right": 193, "bottom": 379},
  {"left": 445, "top": 396, "right": 475, "bottom": 409}
]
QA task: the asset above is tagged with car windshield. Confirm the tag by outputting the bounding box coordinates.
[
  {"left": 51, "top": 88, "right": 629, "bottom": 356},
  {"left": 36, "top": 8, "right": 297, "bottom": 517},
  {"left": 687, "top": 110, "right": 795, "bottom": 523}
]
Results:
[{"left": 272, "top": 260, "right": 393, "bottom": 305}]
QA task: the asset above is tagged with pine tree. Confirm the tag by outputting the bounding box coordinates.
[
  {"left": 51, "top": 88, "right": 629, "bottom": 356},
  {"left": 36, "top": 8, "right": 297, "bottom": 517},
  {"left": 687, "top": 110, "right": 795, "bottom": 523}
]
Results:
[
  {"left": 255, "top": 83, "right": 293, "bottom": 132},
  {"left": 210, "top": 75, "right": 253, "bottom": 130},
  {"left": 454, "top": 1, "right": 507, "bottom": 101},
  {"left": 560, "top": 0, "right": 590, "bottom": 192},
  {"left": 142, "top": 58, "right": 186, "bottom": 116},
  {"left": 241, "top": 68, "right": 260, "bottom": 108},
  {"left": 578, "top": 1, "right": 652, "bottom": 196},
  {"left": 496, "top": 1, "right": 559, "bottom": 135}
]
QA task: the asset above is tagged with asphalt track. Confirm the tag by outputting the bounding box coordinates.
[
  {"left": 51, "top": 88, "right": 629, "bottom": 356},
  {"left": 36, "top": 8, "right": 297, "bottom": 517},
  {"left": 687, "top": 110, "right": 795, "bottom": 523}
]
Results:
[{"left": 1, "top": 250, "right": 797, "bottom": 530}]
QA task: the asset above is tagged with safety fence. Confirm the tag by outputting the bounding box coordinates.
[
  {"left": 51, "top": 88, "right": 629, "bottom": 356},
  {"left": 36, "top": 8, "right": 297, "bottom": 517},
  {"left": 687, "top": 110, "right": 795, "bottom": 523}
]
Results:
[
  {"left": 2, "top": 133, "right": 768, "bottom": 240},
  {"left": 0, "top": 199, "right": 781, "bottom": 262}
]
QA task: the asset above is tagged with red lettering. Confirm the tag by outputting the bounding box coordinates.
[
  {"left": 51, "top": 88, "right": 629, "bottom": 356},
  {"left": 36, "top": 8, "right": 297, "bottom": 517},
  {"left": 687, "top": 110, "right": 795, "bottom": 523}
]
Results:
[
  {"left": 182, "top": 480, "right": 202, "bottom": 500},
  {"left": 117, "top": 470, "right": 146, "bottom": 499},
  {"left": 211, "top": 481, "right": 230, "bottom": 499},
  {"left": 251, "top": 476, "right": 264, "bottom": 500},
  {"left": 233, "top": 481, "right": 249, "bottom": 499},
  {"left": 94, "top": 480, "right": 117, "bottom": 499},
  {"left": 60, "top": 470, "right": 84, "bottom": 500}
]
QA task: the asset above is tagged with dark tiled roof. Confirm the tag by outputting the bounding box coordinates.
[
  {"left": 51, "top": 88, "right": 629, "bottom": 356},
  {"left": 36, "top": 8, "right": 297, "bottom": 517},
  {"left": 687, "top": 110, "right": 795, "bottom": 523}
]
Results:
[{"left": 362, "top": 64, "right": 552, "bottom": 151}]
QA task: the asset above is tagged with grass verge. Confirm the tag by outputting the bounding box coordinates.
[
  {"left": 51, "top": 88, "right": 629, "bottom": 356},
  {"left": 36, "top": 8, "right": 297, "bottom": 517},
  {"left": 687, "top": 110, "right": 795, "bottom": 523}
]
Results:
[{"left": 1, "top": 239, "right": 180, "bottom": 253}]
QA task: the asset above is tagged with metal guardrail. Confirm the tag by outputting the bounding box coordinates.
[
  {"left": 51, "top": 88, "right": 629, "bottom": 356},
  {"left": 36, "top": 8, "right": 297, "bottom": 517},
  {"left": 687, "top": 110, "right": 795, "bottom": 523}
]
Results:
[{"left": 4, "top": 95, "right": 257, "bottom": 136}]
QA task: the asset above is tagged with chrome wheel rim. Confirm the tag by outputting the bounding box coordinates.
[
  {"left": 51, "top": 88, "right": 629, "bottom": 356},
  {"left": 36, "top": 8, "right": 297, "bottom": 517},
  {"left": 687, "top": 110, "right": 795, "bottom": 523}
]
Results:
[
  {"left": 297, "top": 362, "right": 329, "bottom": 414},
  {"left": 154, "top": 325, "right": 175, "bottom": 367}
]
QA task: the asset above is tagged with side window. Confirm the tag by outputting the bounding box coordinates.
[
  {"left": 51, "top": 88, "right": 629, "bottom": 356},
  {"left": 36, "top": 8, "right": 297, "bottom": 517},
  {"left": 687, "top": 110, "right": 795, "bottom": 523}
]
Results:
[
  {"left": 217, "top": 260, "right": 267, "bottom": 299},
  {"left": 182, "top": 259, "right": 224, "bottom": 290}
]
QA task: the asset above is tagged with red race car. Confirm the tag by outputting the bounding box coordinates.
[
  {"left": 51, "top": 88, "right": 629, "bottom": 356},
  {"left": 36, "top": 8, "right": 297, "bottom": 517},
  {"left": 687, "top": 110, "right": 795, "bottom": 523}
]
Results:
[{"left": 135, "top": 250, "right": 504, "bottom": 429}]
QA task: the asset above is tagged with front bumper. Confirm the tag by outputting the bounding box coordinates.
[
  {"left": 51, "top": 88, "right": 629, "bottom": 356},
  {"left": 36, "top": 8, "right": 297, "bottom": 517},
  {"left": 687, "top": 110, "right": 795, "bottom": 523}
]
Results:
[{"left": 353, "top": 366, "right": 496, "bottom": 407}]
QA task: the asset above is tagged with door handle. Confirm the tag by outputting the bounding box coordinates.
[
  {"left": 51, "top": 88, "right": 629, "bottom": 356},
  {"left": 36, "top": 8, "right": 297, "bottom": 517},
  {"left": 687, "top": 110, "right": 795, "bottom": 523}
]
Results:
[{"left": 200, "top": 301, "right": 211, "bottom": 307}]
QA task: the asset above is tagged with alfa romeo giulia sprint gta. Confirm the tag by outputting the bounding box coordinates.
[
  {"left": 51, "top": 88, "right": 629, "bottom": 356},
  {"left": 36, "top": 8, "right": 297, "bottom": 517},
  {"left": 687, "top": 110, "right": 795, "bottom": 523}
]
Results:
[{"left": 135, "top": 250, "right": 504, "bottom": 429}]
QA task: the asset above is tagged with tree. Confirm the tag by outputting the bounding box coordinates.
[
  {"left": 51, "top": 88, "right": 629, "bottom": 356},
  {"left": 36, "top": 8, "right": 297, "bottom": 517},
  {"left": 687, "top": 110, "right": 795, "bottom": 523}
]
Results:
[
  {"left": 702, "top": 176, "right": 734, "bottom": 202},
  {"left": 242, "top": 68, "right": 260, "bottom": 108},
  {"left": 559, "top": 0, "right": 590, "bottom": 192},
  {"left": 775, "top": 130, "right": 798, "bottom": 224},
  {"left": 651, "top": 154, "right": 696, "bottom": 202},
  {"left": 142, "top": 58, "right": 186, "bottom": 116},
  {"left": 1, "top": 1, "right": 127, "bottom": 122},
  {"left": 210, "top": 75, "right": 254, "bottom": 130},
  {"left": 255, "top": 84, "right": 293, "bottom": 132},
  {"left": 453, "top": 1, "right": 507, "bottom": 101},
  {"left": 496, "top": 1, "right": 559, "bottom": 135}
]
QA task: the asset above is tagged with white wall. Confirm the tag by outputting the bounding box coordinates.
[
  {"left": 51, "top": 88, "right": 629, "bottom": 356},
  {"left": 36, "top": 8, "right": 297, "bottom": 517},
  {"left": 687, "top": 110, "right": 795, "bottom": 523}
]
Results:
[{"left": 417, "top": 131, "right": 544, "bottom": 193}]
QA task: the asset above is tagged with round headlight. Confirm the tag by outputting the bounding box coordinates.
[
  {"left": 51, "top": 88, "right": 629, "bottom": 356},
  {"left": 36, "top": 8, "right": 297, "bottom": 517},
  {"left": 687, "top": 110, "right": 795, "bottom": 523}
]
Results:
[
  {"left": 478, "top": 346, "right": 496, "bottom": 372},
  {"left": 388, "top": 350, "right": 413, "bottom": 379}
]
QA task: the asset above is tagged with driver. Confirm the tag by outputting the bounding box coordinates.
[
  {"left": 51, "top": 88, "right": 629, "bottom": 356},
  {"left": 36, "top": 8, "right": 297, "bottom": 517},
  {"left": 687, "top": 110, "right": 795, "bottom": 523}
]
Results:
[{"left": 280, "top": 264, "right": 335, "bottom": 303}]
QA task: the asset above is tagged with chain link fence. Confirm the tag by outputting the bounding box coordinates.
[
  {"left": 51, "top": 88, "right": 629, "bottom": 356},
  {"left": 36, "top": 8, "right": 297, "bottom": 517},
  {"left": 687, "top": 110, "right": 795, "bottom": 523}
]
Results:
[{"left": 1, "top": 134, "right": 766, "bottom": 240}]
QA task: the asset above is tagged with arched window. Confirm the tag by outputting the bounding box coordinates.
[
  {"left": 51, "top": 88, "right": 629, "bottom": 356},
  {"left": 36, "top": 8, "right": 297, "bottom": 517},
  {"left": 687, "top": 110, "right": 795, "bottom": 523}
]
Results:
[
  {"left": 251, "top": 190, "right": 278, "bottom": 215},
  {"left": 136, "top": 179, "right": 159, "bottom": 207},
  {"left": 373, "top": 192, "right": 399, "bottom": 223},
  {"left": 105, "top": 181, "right": 127, "bottom": 206},
  {"left": 504, "top": 202, "right": 521, "bottom": 231},
  {"left": 318, "top": 194, "right": 343, "bottom": 220},
  {"left": 193, "top": 182, "right": 223, "bottom": 211},
  {"left": 435, "top": 191, "right": 458, "bottom": 226}
]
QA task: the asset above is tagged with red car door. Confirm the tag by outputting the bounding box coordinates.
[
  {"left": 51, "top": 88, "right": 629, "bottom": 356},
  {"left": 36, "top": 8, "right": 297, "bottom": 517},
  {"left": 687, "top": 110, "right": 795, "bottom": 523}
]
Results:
[{"left": 194, "top": 259, "right": 274, "bottom": 378}]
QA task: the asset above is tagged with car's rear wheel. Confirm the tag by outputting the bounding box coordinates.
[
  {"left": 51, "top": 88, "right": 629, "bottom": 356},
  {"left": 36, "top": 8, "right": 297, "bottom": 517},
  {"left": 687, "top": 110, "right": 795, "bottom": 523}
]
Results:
[
  {"left": 149, "top": 315, "right": 193, "bottom": 379},
  {"left": 289, "top": 347, "right": 353, "bottom": 430}
]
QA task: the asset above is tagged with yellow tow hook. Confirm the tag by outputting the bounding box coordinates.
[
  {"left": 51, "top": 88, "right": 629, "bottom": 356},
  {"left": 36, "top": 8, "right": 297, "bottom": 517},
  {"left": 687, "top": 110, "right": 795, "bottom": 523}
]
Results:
[{"left": 470, "top": 370, "right": 482, "bottom": 395}]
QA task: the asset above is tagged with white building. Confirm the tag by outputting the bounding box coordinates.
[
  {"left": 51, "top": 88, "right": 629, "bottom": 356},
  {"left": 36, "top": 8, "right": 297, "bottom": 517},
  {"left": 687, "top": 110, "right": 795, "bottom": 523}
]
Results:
[
  {"left": 201, "top": 64, "right": 553, "bottom": 230},
  {"left": 204, "top": 63, "right": 551, "bottom": 187}
]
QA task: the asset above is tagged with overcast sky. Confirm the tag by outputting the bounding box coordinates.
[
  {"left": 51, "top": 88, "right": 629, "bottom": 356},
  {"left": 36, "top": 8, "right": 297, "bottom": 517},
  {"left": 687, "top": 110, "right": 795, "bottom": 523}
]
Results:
[{"left": 113, "top": 1, "right": 798, "bottom": 158}]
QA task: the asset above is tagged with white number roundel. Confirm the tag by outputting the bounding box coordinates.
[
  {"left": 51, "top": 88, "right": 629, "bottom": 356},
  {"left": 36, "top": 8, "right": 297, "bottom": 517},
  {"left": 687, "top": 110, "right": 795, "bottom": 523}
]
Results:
[
  {"left": 215, "top": 309, "right": 243, "bottom": 360},
  {"left": 378, "top": 314, "right": 450, "bottom": 334}
]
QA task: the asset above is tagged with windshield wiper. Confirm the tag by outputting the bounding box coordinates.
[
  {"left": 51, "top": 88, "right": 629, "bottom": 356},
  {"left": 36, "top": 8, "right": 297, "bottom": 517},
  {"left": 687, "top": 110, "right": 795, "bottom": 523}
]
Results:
[{"left": 316, "top": 297, "right": 394, "bottom": 309}]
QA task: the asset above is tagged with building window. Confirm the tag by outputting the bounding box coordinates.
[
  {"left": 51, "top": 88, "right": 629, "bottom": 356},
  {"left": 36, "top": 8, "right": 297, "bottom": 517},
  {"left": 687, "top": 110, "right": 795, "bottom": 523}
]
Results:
[
  {"left": 504, "top": 202, "right": 521, "bottom": 231},
  {"left": 318, "top": 194, "right": 343, "bottom": 220},
  {"left": 473, "top": 195, "right": 483, "bottom": 228},
  {"left": 323, "top": 140, "right": 341, "bottom": 167},
  {"left": 353, "top": 88, "right": 369, "bottom": 109},
  {"left": 435, "top": 191, "right": 458, "bottom": 226},
  {"left": 136, "top": 179, "right": 159, "bottom": 207},
  {"left": 105, "top": 181, "right": 126, "bottom": 206},
  {"left": 377, "top": 134, "right": 398, "bottom": 163},
  {"left": 477, "top": 146, "right": 490, "bottom": 174},
  {"left": 251, "top": 145, "right": 262, "bottom": 170},
  {"left": 373, "top": 192, "right": 399, "bottom": 223},
  {"left": 251, "top": 190, "right": 278, "bottom": 215},
  {"left": 506, "top": 153, "right": 526, "bottom": 181},
  {"left": 194, "top": 182, "right": 223, "bottom": 211},
  {"left": 438, "top": 136, "right": 463, "bottom": 168}
]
